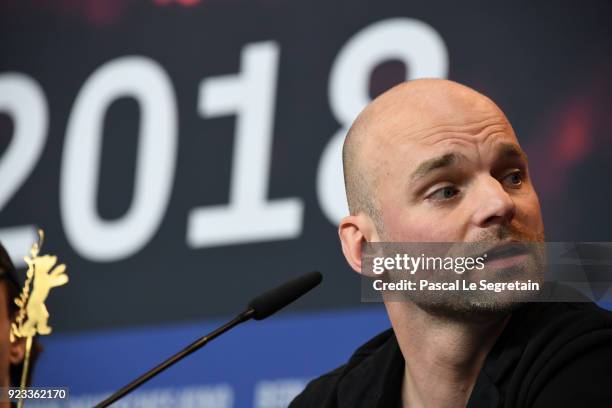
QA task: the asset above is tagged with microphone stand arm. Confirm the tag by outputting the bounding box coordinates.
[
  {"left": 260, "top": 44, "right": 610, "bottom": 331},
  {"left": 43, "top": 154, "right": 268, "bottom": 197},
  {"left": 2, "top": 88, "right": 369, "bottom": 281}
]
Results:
[{"left": 94, "top": 308, "right": 255, "bottom": 408}]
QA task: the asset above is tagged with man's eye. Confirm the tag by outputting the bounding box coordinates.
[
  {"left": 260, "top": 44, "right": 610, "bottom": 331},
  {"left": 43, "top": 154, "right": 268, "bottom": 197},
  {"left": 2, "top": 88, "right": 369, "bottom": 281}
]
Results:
[
  {"left": 428, "top": 186, "right": 459, "bottom": 201},
  {"left": 502, "top": 170, "right": 523, "bottom": 188}
]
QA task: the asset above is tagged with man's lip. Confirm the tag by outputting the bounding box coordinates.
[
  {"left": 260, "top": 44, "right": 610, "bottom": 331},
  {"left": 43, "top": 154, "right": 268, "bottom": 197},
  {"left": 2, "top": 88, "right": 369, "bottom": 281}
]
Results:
[{"left": 479, "top": 241, "right": 530, "bottom": 262}]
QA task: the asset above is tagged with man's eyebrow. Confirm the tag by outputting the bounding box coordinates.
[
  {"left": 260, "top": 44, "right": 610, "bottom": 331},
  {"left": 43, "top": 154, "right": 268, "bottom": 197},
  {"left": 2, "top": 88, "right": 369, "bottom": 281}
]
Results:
[
  {"left": 410, "top": 153, "right": 462, "bottom": 182},
  {"left": 495, "top": 143, "right": 529, "bottom": 163}
]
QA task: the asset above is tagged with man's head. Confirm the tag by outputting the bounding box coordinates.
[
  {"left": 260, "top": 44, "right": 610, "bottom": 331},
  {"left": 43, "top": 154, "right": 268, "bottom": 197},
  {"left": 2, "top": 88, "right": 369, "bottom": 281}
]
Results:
[
  {"left": 0, "top": 243, "right": 29, "bottom": 388},
  {"left": 339, "top": 79, "right": 545, "bottom": 317}
]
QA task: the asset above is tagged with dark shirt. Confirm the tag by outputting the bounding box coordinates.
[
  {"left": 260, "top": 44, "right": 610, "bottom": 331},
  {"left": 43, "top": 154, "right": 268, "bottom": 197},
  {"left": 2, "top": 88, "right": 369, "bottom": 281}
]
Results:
[{"left": 290, "top": 302, "right": 612, "bottom": 407}]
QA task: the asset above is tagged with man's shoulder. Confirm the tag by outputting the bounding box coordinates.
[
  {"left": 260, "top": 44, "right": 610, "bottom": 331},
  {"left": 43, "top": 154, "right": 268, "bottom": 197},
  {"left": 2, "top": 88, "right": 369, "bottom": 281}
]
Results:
[
  {"left": 288, "top": 365, "right": 346, "bottom": 408},
  {"left": 514, "top": 301, "right": 612, "bottom": 339},
  {"left": 502, "top": 302, "right": 612, "bottom": 407},
  {"left": 506, "top": 301, "right": 612, "bottom": 362},
  {"left": 289, "top": 329, "right": 396, "bottom": 408}
]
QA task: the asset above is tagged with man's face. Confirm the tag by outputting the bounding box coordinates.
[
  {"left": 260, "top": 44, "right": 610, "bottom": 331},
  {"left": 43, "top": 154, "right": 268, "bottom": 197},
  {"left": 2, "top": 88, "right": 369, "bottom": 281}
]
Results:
[
  {"left": 373, "top": 99, "right": 544, "bottom": 246},
  {"left": 360, "top": 87, "right": 546, "bottom": 315},
  {"left": 340, "top": 82, "right": 547, "bottom": 316}
]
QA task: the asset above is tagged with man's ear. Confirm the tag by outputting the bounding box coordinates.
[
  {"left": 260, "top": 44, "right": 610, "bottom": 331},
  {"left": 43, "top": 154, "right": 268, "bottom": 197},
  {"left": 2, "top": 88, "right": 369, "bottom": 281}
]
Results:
[
  {"left": 338, "top": 213, "right": 380, "bottom": 274},
  {"left": 9, "top": 336, "right": 25, "bottom": 365}
]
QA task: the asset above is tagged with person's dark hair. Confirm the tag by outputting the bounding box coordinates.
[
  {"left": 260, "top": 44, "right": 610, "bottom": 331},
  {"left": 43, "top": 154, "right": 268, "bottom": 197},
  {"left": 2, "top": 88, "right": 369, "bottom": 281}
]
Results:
[{"left": 0, "top": 242, "right": 41, "bottom": 387}]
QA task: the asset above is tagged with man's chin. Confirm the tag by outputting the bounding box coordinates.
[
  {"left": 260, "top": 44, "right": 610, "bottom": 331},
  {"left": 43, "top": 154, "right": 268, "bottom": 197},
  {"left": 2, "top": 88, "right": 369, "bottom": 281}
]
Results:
[
  {"left": 409, "top": 271, "right": 542, "bottom": 323},
  {"left": 413, "top": 298, "right": 521, "bottom": 323}
]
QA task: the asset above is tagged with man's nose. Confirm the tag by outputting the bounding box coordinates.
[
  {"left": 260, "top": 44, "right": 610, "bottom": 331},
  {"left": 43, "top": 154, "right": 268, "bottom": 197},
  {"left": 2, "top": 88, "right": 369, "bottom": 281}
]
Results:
[{"left": 471, "top": 175, "right": 516, "bottom": 228}]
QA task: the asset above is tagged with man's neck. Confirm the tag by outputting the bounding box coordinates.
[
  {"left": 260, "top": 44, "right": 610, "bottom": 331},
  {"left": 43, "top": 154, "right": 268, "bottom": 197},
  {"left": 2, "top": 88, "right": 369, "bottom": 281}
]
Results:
[{"left": 385, "top": 302, "right": 510, "bottom": 408}]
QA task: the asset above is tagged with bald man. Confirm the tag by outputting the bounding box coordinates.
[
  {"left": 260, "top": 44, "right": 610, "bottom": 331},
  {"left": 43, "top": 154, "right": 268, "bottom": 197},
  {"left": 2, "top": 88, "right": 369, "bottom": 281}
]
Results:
[{"left": 290, "top": 79, "right": 612, "bottom": 407}]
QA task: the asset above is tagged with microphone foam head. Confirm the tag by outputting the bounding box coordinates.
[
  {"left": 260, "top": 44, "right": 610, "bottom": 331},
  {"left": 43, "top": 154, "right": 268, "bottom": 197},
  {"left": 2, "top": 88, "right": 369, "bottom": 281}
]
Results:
[{"left": 248, "top": 271, "right": 323, "bottom": 320}]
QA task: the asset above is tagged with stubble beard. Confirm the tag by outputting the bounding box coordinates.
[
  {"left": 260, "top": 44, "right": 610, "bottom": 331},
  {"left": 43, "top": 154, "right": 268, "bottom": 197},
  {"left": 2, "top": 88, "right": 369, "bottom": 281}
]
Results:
[{"left": 381, "top": 223, "right": 546, "bottom": 323}]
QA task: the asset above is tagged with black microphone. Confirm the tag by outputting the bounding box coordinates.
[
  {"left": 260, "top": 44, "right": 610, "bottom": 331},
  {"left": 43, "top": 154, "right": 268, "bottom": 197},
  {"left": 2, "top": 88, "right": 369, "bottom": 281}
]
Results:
[
  {"left": 249, "top": 270, "right": 323, "bottom": 320},
  {"left": 94, "top": 271, "right": 322, "bottom": 408}
]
